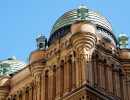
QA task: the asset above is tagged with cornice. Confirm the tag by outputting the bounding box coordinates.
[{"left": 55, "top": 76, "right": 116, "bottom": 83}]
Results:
[{"left": 59, "top": 84, "right": 114, "bottom": 100}]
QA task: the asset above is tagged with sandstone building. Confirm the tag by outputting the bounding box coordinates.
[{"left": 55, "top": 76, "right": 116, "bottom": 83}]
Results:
[{"left": 0, "top": 5, "right": 130, "bottom": 100}]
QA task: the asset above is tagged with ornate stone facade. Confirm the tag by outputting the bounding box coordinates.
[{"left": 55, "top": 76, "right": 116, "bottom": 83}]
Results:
[{"left": 0, "top": 6, "right": 130, "bottom": 100}]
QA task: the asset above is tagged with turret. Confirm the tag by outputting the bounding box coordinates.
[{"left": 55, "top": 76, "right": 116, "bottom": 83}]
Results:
[
  {"left": 36, "top": 34, "right": 47, "bottom": 50},
  {"left": 30, "top": 34, "right": 47, "bottom": 77},
  {"left": 118, "top": 32, "right": 129, "bottom": 48},
  {"left": 0, "top": 62, "right": 10, "bottom": 76},
  {"left": 78, "top": 4, "right": 88, "bottom": 20}
]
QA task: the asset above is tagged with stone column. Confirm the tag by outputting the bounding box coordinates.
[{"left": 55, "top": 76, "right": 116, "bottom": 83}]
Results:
[
  {"left": 72, "top": 57, "right": 76, "bottom": 90},
  {"left": 48, "top": 71, "right": 54, "bottom": 100},
  {"left": 42, "top": 76, "right": 46, "bottom": 100},
  {"left": 105, "top": 65, "right": 113, "bottom": 96},
  {"left": 29, "top": 87, "right": 32, "bottom": 100},
  {"left": 93, "top": 58, "right": 98, "bottom": 88},
  {"left": 52, "top": 69, "right": 56, "bottom": 100},
  {"left": 55, "top": 66, "right": 63, "bottom": 100},
  {"left": 120, "top": 75, "right": 128, "bottom": 100},
  {"left": 78, "top": 58, "right": 82, "bottom": 86},
  {"left": 22, "top": 92, "right": 26, "bottom": 100},
  {"left": 88, "top": 58, "right": 94, "bottom": 87},
  {"left": 35, "top": 76, "right": 41, "bottom": 100},
  {"left": 127, "top": 81, "right": 130, "bottom": 100},
  {"left": 80, "top": 53, "right": 88, "bottom": 85},
  {"left": 76, "top": 57, "right": 80, "bottom": 87},
  {"left": 97, "top": 60, "right": 105, "bottom": 92},
  {"left": 113, "top": 70, "right": 121, "bottom": 99},
  {"left": 16, "top": 95, "right": 19, "bottom": 100},
  {"left": 63, "top": 61, "right": 70, "bottom": 95}
]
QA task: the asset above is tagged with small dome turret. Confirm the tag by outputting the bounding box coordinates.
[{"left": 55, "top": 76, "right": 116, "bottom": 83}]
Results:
[
  {"left": 0, "top": 56, "right": 26, "bottom": 76},
  {"left": 36, "top": 34, "right": 47, "bottom": 50},
  {"left": 78, "top": 4, "right": 88, "bottom": 20},
  {"left": 118, "top": 32, "right": 129, "bottom": 48}
]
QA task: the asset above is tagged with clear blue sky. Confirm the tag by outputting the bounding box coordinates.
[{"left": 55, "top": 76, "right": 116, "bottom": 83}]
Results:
[{"left": 0, "top": 0, "right": 130, "bottom": 62}]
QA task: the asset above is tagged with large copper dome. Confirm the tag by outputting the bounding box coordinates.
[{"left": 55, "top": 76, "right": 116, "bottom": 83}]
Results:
[{"left": 48, "top": 5, "right": 117, "bottom": 46}]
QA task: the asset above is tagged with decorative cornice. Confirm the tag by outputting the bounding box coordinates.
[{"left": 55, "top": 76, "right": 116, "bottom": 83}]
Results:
[{"left": 59, "top": 84, "right": 114, "bottom": 100}]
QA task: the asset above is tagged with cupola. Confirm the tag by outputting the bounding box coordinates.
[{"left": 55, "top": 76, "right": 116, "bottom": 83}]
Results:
[
  {"left": 36, "top": 34, "right": 47, "bottom": 50},
  {"left": 118, "top": 32, "right": 129, "bottom": 48}
]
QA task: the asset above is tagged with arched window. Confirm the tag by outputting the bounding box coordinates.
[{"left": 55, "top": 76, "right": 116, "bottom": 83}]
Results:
[
  {"left": 19, "top": 91, "right": 23, "bottom": 100},
  {"left": 39, "top": 43, "right": 43, "bottom": 49},
  {"left": 13, "top": 94, "right": 17, "bottom": 100},
  {"left": 26, "top": 87, "right": 29, "bottom": 100}
]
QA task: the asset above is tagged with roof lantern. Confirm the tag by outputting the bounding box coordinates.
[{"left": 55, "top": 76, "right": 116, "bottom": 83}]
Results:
[
  {"left": 118, "top": 32, "right": 129, "bottom": 48},
  {"left": 78, "top": 4, "right": 88, "bottom": 20},
  {"left": 0, "top": 56, "right": 26, "bottom": 76},
  {"left": 36, "top": 34, "right": 47, "bottom": 50}
]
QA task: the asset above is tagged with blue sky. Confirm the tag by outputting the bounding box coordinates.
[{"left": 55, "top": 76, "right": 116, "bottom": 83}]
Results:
[{"left": 0, "top": 0, "right": 130, "bottom": 62}]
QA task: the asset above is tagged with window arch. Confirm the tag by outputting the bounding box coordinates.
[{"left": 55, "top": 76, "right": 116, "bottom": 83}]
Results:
[
  {"left": 19, "top": 91, "right": 23, "bottom": 100},
  {"left": 13, "top": 94, "right": 17, "bottom": 100},
  {"left": 26, "top": 87, "right": 29, "bottom": 100},
  {"left": 39, "top": 43, "right": 43, "bottom": 49}
]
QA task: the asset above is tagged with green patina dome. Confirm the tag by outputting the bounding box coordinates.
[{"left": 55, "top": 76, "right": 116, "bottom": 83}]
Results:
[
  {"left": 0, "top": 56, "right": 26, "bottom": 76},
  {"left": 51, "top": 5, "right": 114, "bottom": 36},
  {"left": 48, "top": 5, "right": 117, "bottom": 46}
]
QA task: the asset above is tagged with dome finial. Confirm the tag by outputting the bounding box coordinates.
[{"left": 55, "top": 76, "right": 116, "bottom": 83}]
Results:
[{"left": 78, "top": 4, "right": 87, "bottom": 9}]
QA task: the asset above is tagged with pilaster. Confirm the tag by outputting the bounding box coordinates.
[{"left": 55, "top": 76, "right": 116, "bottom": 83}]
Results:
[
  {"left": 105, "top": 65, "right": 113, "bottom": 96},
  {"left": 79, "top": 48, "right": 89, "bottom": 85},
  {"left": 63, "top": 61, "right": 70, "bottom": 95},
  {"left": 113, "top": 69, "right": 121, "bottom": 99},
  {"left": 120, "top": 75, "right": 128, "bottom": 100},
  {"left": 88, "top": 58, "right": 94, "bottom": 87},
  {"left": 97, "top": 60, "right": 106, "bottom": 92},
  {"left": 22, "top": 92, "right": 26, "bottom": 100},
  {"left": 55, "top": 66, "right": 63, "bottom": 100},
  {"left": 126, "top": 80, "right": 130, "bottom": 100},
  {"left": 42, "top": 76, "right": 46, "bottom": 100},
  {"left": 76, "top": 57, "right": 80, "bottom": 87},
  {"left": 72, "top": 57, "right": 76, "bottom": 90},
  {"left": 48, "top": 71, "right": 54, "bottom": 100},
  {"left": 29, "top": 87, "right": 32, "bottom": 100},
  {"left": 93, "top": 58, "right": 98, "bottom": 88}
]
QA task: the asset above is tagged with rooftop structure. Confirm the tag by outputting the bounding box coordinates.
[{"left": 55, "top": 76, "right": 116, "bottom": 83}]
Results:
[
  {"left": 48, "top": 5, "right": 117, "bottom": 46},
  {"left": 0, "top": 56, "right": 26, "bottom": 76},
  {"left": 118, "top": 32, "right": 129, "bottom": 48}
]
